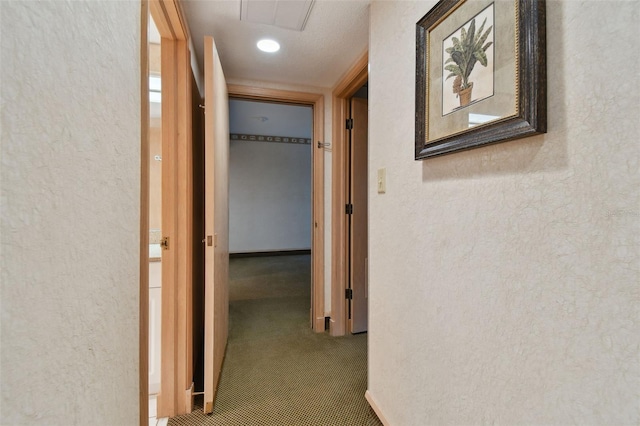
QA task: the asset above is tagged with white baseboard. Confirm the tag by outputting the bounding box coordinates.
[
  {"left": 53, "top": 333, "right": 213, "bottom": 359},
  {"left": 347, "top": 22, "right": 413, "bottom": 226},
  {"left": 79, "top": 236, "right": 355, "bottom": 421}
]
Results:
[
  {"left": 365, "top": 390, "right": 391, "bottom": 426},
  {"left": 148, "top": 394, "right": 157, "bottom": 418}
]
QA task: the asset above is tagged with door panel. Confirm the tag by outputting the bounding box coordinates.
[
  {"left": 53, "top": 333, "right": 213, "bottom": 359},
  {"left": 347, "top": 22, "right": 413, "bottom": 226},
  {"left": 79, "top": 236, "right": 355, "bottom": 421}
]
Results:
[
  {"left": 203, "top": 35, "right": 229, "bottom": 414},
  {"left": 349, "top": 97, "right": 368, "bottom": 334}
]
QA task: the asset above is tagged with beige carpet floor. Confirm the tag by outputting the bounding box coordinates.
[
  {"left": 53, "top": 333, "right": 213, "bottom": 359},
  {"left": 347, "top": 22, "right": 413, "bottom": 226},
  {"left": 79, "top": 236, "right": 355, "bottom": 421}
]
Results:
[{"left": 168, "top": 255, "right": 382, "bottom": 426}]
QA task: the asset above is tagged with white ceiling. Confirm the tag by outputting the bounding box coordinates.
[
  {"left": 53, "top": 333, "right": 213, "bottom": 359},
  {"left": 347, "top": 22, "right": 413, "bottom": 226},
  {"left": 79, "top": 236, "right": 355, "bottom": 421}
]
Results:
[
  {"left": 240, "top": 0, "right": 315, "bottom": 31},
  {"left": 181, "top": 0, "right": 370, "bottom": 88}
]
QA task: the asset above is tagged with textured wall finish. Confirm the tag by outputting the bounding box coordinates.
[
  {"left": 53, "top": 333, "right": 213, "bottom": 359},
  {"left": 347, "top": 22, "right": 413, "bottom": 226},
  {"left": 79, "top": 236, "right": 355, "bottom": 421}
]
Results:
[
  {"left": 229, "top": 140, "right": 312, "bottom": 253},
  {"left": 1, "top": 1, "right": 141, "bottom": 425},
  {"left": 368, "top": 1, "right": 639, "bottom": 425},
  {"left": 229, "top": 100, "right": 313, "bottom": 253},
  {"left": 229, "top": 99, "right": 313, "bottom": 139}
]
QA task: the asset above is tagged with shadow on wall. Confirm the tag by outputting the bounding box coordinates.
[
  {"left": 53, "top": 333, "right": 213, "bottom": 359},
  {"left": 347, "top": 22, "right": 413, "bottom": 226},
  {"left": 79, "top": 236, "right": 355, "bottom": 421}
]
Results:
[{"left": 422, "top": 1, "right": 567, "bottom": 182}]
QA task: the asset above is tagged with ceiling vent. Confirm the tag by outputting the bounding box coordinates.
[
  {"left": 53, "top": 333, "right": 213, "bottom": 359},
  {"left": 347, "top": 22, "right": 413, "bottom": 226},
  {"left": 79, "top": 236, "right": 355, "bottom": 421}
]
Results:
[{"left": 240, "top": 0, "right": 315, "bottom": 32}]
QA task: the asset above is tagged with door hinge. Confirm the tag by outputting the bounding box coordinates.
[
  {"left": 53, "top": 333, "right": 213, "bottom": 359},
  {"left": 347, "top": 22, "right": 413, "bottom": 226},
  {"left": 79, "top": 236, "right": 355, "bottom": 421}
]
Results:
[
  {"left": 345, "top": 203, "right": 353, "bottom": 215},
  {"left": 346, "top": 118, "right": 353, "bottom": 130},
  {"left": 345, "top": 288, "right": 353, "bottom": 300},
  {"left": 160, "top": 237, "right": 169, "bottom": 250}
]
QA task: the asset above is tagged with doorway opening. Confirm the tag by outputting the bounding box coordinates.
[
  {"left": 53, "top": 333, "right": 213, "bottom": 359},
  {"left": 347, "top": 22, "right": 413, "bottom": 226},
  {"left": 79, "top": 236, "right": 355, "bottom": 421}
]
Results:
[
  {"left": 147, "top": 10, "right": 163, "bottom": 424},
  {"left": 227, "top": 98, "right": 313, "bottom": 259},
  {"left": 330, "top": 53, "right": 368, "bottom": 336},
  {"left": 142, "top": 0, "right": 199, "bottom": 420},
  {"left": 346, "top": 82, "right": 369, "bottom": 334},
  {"left": 227, "top": 86, "right": 326, "bottom": 334}
]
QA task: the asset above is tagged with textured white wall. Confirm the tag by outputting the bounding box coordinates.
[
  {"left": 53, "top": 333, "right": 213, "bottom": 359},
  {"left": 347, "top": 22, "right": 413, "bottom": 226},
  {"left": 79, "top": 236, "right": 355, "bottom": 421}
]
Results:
[
  {"left": 229, "top": 139, "right": 312, "bottom": 253},
  {"left": 1, "top": 1, "right": 140, "bottom": 425},
  {"left": 368, "top": 1, "right": 639, "bottom": 425},
  {"left": 229, "top": 100, "right": 313, "bottom": 253},
  {"left": 229, "top": 99, "right": 313, "bottom": 139}
]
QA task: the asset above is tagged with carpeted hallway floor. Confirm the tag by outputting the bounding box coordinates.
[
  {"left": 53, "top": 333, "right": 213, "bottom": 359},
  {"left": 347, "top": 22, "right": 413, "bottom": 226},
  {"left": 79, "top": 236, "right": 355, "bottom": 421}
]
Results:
[{"left": 168, "top": 255, "right": 383, "bottom": 426}]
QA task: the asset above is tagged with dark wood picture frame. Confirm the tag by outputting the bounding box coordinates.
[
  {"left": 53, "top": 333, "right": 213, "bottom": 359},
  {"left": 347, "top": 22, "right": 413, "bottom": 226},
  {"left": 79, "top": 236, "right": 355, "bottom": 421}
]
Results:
[{"left": 415, "top": 0, "right": 546, "bottom": 160}]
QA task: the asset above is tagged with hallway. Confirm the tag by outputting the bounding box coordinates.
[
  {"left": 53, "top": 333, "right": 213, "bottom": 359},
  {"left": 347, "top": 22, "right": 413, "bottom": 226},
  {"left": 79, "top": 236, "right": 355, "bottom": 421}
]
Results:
[{"left": 169, "top": 255, "right": 382, "bottom": 425}]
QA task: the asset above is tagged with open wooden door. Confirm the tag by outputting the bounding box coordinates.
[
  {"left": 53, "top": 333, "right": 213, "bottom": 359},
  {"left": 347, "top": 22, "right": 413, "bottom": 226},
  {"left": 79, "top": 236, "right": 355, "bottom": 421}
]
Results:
[
  {"left": 349, "top": 97, "right": 368, "bottom": 334},
  {"left": 203, "top": 35, "right": 229, "bottom": 414}
]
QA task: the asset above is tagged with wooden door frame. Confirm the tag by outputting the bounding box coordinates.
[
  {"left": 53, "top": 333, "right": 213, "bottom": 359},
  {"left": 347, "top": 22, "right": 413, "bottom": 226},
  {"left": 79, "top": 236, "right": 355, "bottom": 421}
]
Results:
[
  {"left": 143, "top": 0, "right": 195, "bottom": 420},
  {"left": 330, "top": 53, "right": 368, "bottom": 337},
  {"left": 227, "top": 85, "right": 326, "bottom": 333}
]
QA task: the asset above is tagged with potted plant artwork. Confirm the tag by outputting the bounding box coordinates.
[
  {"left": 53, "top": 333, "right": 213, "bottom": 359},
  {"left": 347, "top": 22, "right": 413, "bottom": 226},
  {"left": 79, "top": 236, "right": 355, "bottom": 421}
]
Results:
[{"left": 444, "top": 17, "right": 493, "bottom": 107}]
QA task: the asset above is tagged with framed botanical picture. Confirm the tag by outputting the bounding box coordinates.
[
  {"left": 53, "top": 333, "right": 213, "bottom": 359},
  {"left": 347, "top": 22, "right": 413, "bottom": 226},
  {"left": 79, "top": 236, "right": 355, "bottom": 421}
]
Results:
[{"left": 415, "top": 0, "right": 546, "bottom": 159}]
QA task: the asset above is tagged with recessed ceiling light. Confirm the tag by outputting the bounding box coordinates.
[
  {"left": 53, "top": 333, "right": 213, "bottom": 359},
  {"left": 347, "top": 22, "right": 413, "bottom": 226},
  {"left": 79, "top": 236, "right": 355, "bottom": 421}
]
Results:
[{"left": 257, "top": 39, "right": 280, "bottom": 53}]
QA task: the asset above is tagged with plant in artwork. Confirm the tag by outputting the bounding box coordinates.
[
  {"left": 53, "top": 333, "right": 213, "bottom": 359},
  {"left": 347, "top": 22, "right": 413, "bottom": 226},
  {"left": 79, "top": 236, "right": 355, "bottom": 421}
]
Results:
[{"left": 444, "top": 14, "right": 493, "bottom": 108}]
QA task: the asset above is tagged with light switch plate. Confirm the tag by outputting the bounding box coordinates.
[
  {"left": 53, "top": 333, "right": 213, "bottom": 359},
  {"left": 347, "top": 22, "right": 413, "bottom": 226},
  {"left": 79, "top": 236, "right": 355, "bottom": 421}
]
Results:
[{"left": 377, "top": 168, "right": 386, "bottom": 194}]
